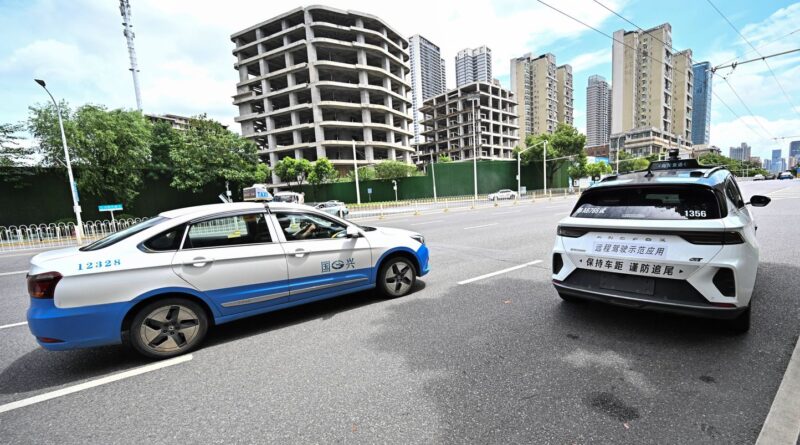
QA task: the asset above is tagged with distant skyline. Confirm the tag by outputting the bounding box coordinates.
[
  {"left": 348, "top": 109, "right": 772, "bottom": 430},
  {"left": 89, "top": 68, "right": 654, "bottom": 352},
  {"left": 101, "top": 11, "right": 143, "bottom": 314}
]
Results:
[{"left": 0, "top": 0, "right": 798, "bottom": 161}]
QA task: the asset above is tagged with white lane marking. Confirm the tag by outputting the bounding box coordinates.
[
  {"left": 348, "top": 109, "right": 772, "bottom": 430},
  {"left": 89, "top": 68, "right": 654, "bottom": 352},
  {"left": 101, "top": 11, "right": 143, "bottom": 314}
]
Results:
[
  {"left": 756, "top": 334, "right": 800, "bottom": 444},
  {"left": 0, "top": 354, "right": 193, "bottom": 415},
  {"left": 554, "top": 212, "right": 570, "bottom": 216},
  {"left": 495, "top": 210, "right": 520, "bottom": 215},
  {"left": 458, "top": 260, "right": 543, "bottom": 285},
  {"left": 410, "top": 220, "right": 444, "bottom": 226},
  {"left": 544, "top": 205, "right": 570, "bottom": 209},
  {"left": 0, "top": 322, "right": 27, "bottom": 330},
  {"left": 0, "top": 270, "right": 28, "bottom": 277},
  {"left": 463, "top": 223, "right": 498, "bottom": 230}
]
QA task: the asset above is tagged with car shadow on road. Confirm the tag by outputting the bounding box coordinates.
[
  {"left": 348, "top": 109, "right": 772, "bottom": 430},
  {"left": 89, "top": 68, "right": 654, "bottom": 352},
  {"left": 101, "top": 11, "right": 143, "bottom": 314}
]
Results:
[
  {"left": 0, "top": 282, "right": 425, "bottom": 395},
  {"left": 365, "top": 263, "right": 800, "bottom": 444}
]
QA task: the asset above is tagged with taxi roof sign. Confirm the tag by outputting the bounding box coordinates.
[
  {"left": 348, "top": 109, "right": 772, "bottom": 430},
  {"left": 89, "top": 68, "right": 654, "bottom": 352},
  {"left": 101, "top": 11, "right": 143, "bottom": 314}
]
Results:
[{"left": 242, "top": 184, "right": 272, "bottom": 202}]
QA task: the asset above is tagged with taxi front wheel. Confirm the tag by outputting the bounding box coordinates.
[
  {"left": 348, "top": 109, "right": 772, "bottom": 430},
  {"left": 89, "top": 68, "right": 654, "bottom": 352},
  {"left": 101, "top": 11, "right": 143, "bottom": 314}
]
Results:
[
  {"left": 129, "top": 298, "right": 209, "bottom": 359},
  {"left": 378, "top": 257, "right": 416, "bottom": 298}
]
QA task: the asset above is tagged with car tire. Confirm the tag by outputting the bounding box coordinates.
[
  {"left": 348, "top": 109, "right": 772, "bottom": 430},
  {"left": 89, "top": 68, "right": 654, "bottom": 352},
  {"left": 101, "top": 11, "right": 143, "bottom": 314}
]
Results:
[
  {"left": 726, "top": 305, "right": 751, "bottom": 334},
  {"left": 129, "top": 298, "right": 209, "bottom": 359},
  {"left": 377, "top": 257, "right": 417, "bottom": 299}
]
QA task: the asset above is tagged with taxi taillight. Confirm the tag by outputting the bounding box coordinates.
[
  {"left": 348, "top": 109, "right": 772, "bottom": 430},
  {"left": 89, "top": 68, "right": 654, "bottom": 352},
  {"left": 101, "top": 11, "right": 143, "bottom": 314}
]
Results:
[{"left": 27, "top": 272, "right": 62, "bottom": 299}]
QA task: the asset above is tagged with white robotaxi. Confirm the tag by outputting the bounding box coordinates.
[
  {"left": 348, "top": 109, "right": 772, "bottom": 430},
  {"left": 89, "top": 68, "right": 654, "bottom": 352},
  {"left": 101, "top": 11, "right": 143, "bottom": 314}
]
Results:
[
  {"left": 26, "top": 202, "right": 429, "bottom": 358},
  {"left": 551, "top": 154, "right": 771, "bottom": 333}
]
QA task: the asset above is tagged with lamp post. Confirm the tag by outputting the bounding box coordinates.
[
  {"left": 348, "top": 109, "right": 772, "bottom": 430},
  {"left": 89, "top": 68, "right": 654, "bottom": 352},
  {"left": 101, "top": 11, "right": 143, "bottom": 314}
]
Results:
[
  {"left": 517, "top": 139, "right": 547, "bottom": 196},
  {"left": 543, "top": 140, "right": 549, "bottom": 195},
  {"left": 472, "top": 97, "right": 480, "bottom": 199},
  {"left": 352, "top": 140, "right": 361, "bottom": 204},
  {"left": 429, "top": 151, "right": 437, "bottom": 202},
  {"left": 35, "top": 79, "right": 84, "bottom": 244}
]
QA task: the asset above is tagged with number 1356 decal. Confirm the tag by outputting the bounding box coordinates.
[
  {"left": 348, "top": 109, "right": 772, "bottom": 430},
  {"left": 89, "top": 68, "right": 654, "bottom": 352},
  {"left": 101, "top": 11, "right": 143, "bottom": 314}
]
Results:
[{"left": 684, "top": 209, "right": 707, "bottom": 218}]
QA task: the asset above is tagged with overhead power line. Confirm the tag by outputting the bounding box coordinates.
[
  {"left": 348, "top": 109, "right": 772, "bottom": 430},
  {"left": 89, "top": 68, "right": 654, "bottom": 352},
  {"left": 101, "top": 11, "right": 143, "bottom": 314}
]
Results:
[
  {"left": 712, "top": 48, "right": 800, "bottom": 71},
  {"left": 543, "top": 0, "right": 776, "bottom": 142},
  {"left": 706, "top": 0, "right": 800, "bottom": 119},
  {"left": 717, "top": 28, "right": 800, "bottom": 66}
]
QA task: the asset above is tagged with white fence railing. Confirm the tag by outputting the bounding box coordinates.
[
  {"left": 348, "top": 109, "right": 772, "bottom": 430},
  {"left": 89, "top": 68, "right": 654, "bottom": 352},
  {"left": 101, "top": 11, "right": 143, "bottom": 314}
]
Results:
[
  {"left": 1, "top": 188, "right": 581, "bottom": 253},
  {"left": 0, "top": 218, "right": 149, "bottom": 253},
  {"left": 345, "top": 187, "right": 581, "bottom": 220}
]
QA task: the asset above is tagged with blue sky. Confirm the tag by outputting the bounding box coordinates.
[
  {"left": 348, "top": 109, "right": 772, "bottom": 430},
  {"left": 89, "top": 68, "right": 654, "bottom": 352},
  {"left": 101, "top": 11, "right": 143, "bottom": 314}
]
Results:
[{"left": 1, "top": 0, "right": 798, "bottom": 161}]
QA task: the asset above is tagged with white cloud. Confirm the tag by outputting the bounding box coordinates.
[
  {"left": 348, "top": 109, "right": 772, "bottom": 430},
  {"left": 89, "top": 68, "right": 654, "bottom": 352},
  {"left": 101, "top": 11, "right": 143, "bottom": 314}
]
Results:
[
  {"left": 568, "top": 49, "right": 611, "bottom": 74},
  {"left": 710, "top": 115, "right": 799, "bottom": 160}
]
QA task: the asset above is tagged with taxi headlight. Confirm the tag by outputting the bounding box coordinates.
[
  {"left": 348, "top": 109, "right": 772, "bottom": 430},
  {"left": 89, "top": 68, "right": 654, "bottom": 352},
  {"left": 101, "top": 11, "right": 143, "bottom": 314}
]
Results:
[{"left": 410, "top": 234, "right": 425, "bottom": 245}]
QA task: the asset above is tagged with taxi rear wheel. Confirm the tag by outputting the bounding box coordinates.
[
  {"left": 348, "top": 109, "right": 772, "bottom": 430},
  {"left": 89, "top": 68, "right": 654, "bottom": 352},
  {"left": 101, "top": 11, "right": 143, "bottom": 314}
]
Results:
[
  {"left": 129, "top": 298, "right": 208, "bottom": 359},
  {"left": 378, "top": 257, "right": 416, "bottom": 298}
]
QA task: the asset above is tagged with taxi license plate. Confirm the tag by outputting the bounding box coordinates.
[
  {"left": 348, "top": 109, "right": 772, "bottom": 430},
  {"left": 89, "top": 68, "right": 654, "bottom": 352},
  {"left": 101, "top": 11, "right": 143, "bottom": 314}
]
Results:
[{"left": 600, "top": 273, "right": 655, "bottom": 295}]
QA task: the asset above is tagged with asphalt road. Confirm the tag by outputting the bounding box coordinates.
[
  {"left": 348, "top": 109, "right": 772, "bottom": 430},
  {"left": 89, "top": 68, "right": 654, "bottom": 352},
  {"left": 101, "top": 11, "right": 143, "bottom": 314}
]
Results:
[{"left": 0, "top": 180, "right": 798, "bottom": 444}]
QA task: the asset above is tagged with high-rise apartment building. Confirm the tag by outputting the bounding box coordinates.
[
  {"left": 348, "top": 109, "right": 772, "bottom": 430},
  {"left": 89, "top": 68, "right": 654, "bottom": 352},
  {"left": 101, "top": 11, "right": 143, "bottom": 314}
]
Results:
[
  {"left": 409, "top": 34, "right": 446, "bottom": 145},
  {"left": 611, "top": 24, "right": 694, "bottom": 137},
  {"left": 230, "top": 6, "right": 414, "bottom": 181},
  {"left": 691, "top": 61, "right": 712, "bottom": 145},
  {"left": 510, "top": 52, "right": 573, "bottom": 136},
  {"left": 771, "top": 149, "right": 784, "bottom": 173},
  {"left": 417, "top": 81, "right": 519, "bottom": 162},
  {"left": 729, "top": 142, "right": 751, "bottom": 162},
  {"left": 790, "top": 140, "right": 800, "bottom": 158},
  {"left": 556, "top": 65, "right": 574, "bottom": 127},
  {"left": 586, "top": 75, "right": 611, "bottom": 148},
  {"left": 455, "top": 46, "right": 492, "bottom": 87}
]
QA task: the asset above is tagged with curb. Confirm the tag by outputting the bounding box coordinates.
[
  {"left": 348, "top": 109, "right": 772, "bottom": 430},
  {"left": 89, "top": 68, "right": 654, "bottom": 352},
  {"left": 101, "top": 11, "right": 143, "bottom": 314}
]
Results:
[{"left": 756, "top": 333, "right": 800, "bottom": 444}]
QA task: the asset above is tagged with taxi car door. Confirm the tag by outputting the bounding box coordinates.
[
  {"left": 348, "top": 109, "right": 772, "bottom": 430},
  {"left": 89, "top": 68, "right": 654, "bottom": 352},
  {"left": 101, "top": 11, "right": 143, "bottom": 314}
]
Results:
[
  {"left": 272, "top": 211, "right": 372, "bottom": 301},
  {"left": 171, "top": 211, "right": 290, "bottom": 315}
]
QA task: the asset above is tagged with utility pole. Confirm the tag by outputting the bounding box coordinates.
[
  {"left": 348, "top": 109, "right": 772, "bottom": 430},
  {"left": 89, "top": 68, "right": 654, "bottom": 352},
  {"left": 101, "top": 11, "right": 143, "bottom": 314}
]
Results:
[
  {"left": 352, "top": 140, "right": 361, "bottom": 204},
  {"left": 119, "top": 0, "right": 142, "bottom": 110},
  {"left": 472, "top": 97, "right": 479, "bottom": 199},
  {"left": 429, "top": 152, "right": 437, "bottom": 202}
]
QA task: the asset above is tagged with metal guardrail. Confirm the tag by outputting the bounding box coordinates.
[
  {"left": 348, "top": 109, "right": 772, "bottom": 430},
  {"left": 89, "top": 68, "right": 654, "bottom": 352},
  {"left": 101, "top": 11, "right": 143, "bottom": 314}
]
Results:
[{"left": 0, "top": 218, "right": 149, "bottom": 253}]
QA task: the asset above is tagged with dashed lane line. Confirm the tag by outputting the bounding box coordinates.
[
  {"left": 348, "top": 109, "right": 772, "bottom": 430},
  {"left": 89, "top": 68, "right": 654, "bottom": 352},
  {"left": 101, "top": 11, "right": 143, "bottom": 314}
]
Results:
[
  {"left": 463, "top": 223, "right": 498, "bottom": 230},
  {"left": 0, "top": 270, "right": 28, "bottom": 277},
  {"left": 0, "top": 354, "right": 194, "bottom": 415},
  {"left": 458, "top": 260, "right": 543, "bottom": 285},
  {"left": 0, "top": 321, "right": 27, "bottom": 330}
]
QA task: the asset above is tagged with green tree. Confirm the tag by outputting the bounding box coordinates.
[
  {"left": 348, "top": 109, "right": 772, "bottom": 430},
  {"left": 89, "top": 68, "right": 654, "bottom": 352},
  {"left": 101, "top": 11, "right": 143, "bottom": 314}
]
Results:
[
  {"left": 170, "top": 115, "right": 267, "bottom": 192},
  {"left": 307, "top": 157, "right": 338, "bottom": 186},
  {"left": 273, "top": 156, "right": 312, "bottom": 189},
  {"left": 343, "top": 166, "right": 376, "bottom": 182},
  {"left": 374, "top": 160, "right": 417, "bottom": 179},
  {"left": 586, "top": 161, "right": 613, "bottom": 179},
  {"left": 148, "top": 120, "right": 183, "bottom": 178},
  {"left": 617, "top": 151, "right": 650, "bottom": 173},
  {"left": 0, "top": 122, "right": 32, "bottom": 167},
  {"left": 698, "top": 152, "right": 766, "bottom": 177},
  {"left": 520, "top": 123, "right": 587, "bottom": 186},
  {"left": 27, "top": 102, "right": 151, "bottom": 203},
  {"left": 437, "top": 154, "right": 453, "bottom": 163}
]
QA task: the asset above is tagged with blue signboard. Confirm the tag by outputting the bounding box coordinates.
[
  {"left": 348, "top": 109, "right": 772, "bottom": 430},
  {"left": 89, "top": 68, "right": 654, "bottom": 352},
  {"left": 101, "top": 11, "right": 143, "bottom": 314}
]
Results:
[{"left": 98, "top": 204, "right": 123, "bottom": 212}]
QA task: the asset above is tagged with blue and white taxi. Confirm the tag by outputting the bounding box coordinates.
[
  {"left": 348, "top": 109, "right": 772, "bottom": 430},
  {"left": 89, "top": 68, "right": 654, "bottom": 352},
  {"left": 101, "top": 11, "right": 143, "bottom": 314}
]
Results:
[{"left": 26, "top": 202, "right": 429, "bottom": 358}]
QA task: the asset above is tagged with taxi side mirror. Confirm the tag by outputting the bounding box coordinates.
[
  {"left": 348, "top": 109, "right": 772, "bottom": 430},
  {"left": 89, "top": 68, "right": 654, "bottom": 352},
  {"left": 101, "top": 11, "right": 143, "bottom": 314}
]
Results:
[
  {"left": 345, "top": 225, "right": 360, "bottom": 238},
  {"left": 747, "top": 195, "right": 771, "bottom": 207}
]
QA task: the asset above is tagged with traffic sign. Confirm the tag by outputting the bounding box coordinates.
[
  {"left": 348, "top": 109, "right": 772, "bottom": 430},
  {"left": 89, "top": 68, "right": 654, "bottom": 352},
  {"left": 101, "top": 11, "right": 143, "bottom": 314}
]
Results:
[{"left": 98, "top": 204, "right": 123, "bottom": 212}]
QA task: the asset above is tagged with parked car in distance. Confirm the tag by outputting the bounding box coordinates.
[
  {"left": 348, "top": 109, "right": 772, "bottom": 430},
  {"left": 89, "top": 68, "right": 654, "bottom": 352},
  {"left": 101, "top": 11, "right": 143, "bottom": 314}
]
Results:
[
  {"left": 778, "top": 172, "right": 794, "bottom": 180},
  {"left": 752, "top": 174, "right": 765, "bottom": 181},
  {"left": 315, "top": 200, "right": 350, "bottom": 217},
  {"left": 488, "top": 189, "right": 518, "bottom": 201},
  {"left": 273, "top": 191, "right": 305, "bottom": 204},
  {"left": 765, "top": 173, "right": 777, "bottom": 180}
]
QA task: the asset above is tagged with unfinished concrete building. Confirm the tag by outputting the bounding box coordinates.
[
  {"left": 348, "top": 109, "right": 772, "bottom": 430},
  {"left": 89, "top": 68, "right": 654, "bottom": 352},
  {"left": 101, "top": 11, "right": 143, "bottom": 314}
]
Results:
[
  {"left": 230, "top": 6, "right": 414, "bottom": 179},
  {"left": 416, "top": 81, "right": 519, "bottom": 162}
]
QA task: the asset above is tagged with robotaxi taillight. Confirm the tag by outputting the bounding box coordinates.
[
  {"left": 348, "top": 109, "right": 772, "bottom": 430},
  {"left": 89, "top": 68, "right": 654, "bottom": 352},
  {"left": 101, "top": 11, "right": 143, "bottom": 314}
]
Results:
[{"left": 27, "top": 272, "right": 62, "bottom": 299}]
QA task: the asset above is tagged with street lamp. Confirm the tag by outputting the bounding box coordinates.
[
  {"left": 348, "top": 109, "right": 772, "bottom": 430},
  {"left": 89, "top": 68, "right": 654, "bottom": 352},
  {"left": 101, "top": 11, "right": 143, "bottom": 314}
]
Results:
[
  {"left": 35, "top": 79, "right": 84, "bottom": 244},
  {"left": 352, "top": 140, "right": 361, "bottom": 205},
  {"left": 471, "top": 96, "right": 480, "bottom": 199},
  {"left": 517, "top": 139, "right": 547, "bottom": 197},
  {"left": 429, "top": 151, "right": 437, "bottom": 202}
]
